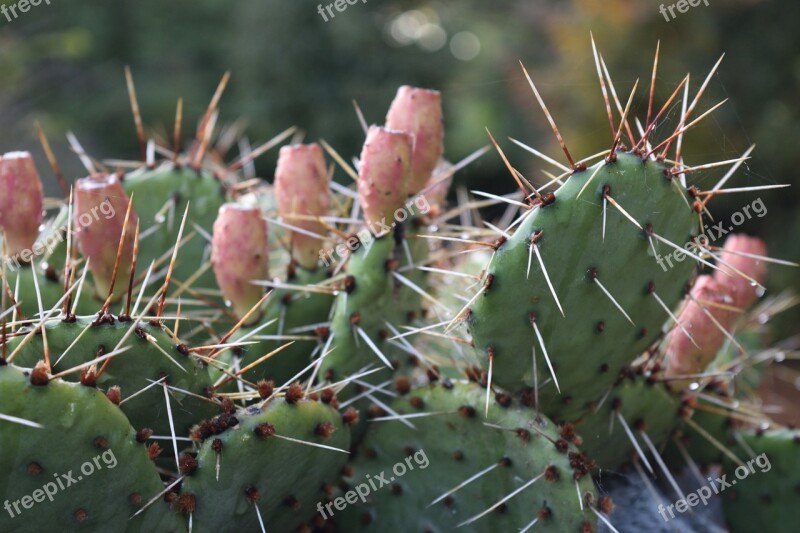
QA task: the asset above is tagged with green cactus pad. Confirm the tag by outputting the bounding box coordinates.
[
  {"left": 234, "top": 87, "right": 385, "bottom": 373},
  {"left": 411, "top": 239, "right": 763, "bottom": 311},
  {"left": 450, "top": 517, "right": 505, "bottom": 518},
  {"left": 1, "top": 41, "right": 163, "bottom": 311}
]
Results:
[
  {"left": 722, "top": 428, "right": 799, "bottom": 533},
  {"left": 0, "top": 364, "right": 183, "bottom": 532},
  {"left": 231, "top": 266, "right": 333, "bottom": 386},
  {"left": 467, "top": 151, "right": 697, "bottom": 421},
  {"left": 663, "top": 395, "right": 738, "bottom": 470},
  {"left": 180, "top": 395, "right": 350, "bottom": 532},
  {"left": 4, "top": 264, "right": 96, "bottom": 318},
  {"left": 576, "top": 374, "right": 680, "bottom": 473},
  {"left": 7, "top": 316, "right": 218, "bottom": 437},
  {"left": 122, "top": 164, "right": 226, "bottom": 303},
  {"left": 321, "top": 234, "right": 425, "bottom": 395},
  {"left": 336, "top": 381, "right": 602, "bottom": 531}
]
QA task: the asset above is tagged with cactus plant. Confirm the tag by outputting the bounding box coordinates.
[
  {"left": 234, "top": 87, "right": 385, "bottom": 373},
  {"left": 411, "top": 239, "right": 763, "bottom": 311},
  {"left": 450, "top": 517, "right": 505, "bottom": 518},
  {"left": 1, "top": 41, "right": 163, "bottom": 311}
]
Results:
[
  {"left": 0, "top": 41, "right": 797, "bottom": 533},
  {"left": 6, "top": 314, "right": 219, "bottom": 439},
  {"left": 464, "top": 149, "right": 698, "bottom": 422},
  {"left": 336, "top": 381, "right": 605, "bottom": 531},
  {"left": 0, "top": 364, "right": 181, "bottom": 531},
  {"left": 180, "top": 391, "right": 352, "bottom": 531},
  {"left": 721, "top": 428, "right": 798, "bottom": 533}
]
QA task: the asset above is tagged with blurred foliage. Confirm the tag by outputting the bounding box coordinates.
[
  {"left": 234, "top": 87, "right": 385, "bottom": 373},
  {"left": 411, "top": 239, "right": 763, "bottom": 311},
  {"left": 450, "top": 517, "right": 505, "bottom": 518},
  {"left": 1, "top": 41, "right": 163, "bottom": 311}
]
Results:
[{"left": 0, "top": 0, "right": 797, "bottom": 334}]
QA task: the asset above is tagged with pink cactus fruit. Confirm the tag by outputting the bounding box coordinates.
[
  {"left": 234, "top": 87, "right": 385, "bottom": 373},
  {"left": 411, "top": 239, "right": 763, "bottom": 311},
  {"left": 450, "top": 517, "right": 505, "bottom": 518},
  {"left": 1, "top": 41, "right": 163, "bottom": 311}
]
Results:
[
  {"left": 713, "top": 234, "right": 768, "bottom": 310},
  {"left": 74, "top": 173, "right": 137, "bottom": 301},
  {"left": 274, "top": 143, "right": 330, "bottom": 270},
  {"left": 665, "top": 235, "right": 768, "bottom": 387},
  {"left": 357, "top": 126, "right": 413, "bottom": 230},
  {"left": 0, "top": 151, "right": 44, "bottom": 260},
  {"left": 664, "top": 275, "right": 737, "bottom": 384},
  {"left": 211, "top": 204, "right": 269, "bottom": 321},
  {"left": 385, "top": 86, "right": 444, "bottom": 195}
]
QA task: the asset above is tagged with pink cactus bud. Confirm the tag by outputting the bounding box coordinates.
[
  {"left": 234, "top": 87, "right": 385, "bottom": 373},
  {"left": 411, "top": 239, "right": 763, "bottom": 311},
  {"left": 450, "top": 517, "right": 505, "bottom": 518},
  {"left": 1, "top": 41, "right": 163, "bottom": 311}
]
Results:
[
  {"left": 274, "top": 143, "right": 330, "bottom": 270},
  {"left": 0, "top": 152, "right": 44, "bottom": 259},
  {"left": 211, "top": 204, "right": 269, "bottom": 321},
  {"left": 358, "top": 126, "right": 412, "bottom": 229},
  {"left": 664, "top": 275, "right": 737, "bottom": 387},
  {"left": 385, "top": 86, "right": 444, "bottom": 195},
  {"left": 74, "top": 173, "right": 137, "bottom": 301},
  {"left": 714, "top": 235, "right": 768, "bottom": 310}
]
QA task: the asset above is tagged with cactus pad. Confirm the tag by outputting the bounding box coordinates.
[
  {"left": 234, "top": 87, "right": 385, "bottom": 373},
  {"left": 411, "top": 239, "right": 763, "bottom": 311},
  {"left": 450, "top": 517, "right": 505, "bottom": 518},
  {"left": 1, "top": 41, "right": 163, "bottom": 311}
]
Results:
[
  {"left": 179, "top": 394, "right": 350, "bottom": 531},
  {"left": 321, "top": 235, "right": 425, "bottom": 396},
  {"left": 122, "top": 164, "right": 226, "bottom": 301},
  {"left": 575, "top": 374, "right": 680, "bottom": 473},
  {"left": 467, "top": 152, "right": 697, "bottom": 421},
  {"left": 336, "top": 381, "right": 603, "bottom": 531},
  {"left": 7, "top": 316, "right": 218, "bottom": 438},
  {"left": 722, "top": 428, "right": 799, "bottom": 533},
  {"left": 0, "top": 364, "right": 181, "bottom": 532},
  {"left": 232, "top": 266, "right": 333, "bottom": 386}
]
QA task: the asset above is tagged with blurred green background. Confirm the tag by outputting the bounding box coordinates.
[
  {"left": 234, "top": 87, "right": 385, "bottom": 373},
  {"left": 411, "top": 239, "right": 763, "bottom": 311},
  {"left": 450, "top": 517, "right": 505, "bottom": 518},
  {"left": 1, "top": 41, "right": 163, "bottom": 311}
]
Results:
[{"left": 0, "top": 0, "right": 798, "bottom": 337}]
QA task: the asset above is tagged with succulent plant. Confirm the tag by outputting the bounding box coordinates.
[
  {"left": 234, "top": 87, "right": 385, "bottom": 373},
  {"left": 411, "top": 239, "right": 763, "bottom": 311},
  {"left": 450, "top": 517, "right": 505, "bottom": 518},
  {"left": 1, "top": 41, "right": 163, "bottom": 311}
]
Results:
[
  {"left": 0, "top": 40, "right": 797, "bottom": 533},
  {"left": 0, "top": 363, "right": 181, "bottom": 531},
  {"left": 337, "top": 382, "right": 603, "bottom": 531}
]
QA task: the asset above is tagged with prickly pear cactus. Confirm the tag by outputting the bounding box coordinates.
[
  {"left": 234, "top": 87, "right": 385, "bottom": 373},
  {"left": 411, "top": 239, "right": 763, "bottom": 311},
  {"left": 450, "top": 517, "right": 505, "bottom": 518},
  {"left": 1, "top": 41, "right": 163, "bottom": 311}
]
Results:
[
  {"left": 335, "top": 381, "right": 605, "bottom": 531},
  {"left": 0, "top": 364, "right": 182, "bottom": 532},
  {"left": 322, "top": 235, "right": 402, "bottom": 386},
  {"left": 722, "top": 428, "right": 799, "bottom": 533},
  {"left": 575, "top": 372, "right": 680, "bottom": 473},
  {"left": 6, "top": 315, "right": 218, "bottom": 438},
  {"left": 0, "top": 152, "right": 94, "bottom": 317},
  {"left": 320, "top": 125, "right": 427, "bottom": 400},
  {"left": 466, "top": 152, "right": 697, "bottom": 422},
  {"left": 319, "top": 87, "right": 445, "bottom": 403},
  {"left": 216, "top": 144, "right": 336, "bottom": 387},
  {"left": 0, "top": 41, "right": 797, "bottom": 533},
  {"left": 122, "top": 164, "right": 226, "bottom": 301},
  {"left": 179, "top": 390, "right": 352, "bottom": 531}
]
